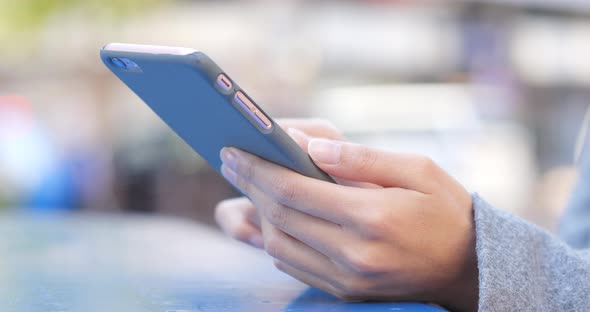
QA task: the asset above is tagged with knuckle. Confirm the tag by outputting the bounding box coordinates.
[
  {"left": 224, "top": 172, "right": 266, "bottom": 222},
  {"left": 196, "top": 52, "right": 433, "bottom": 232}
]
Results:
[
  {"left": 353, "top": 146, "right": 379, "bottom": 172},
  {"left": 267, "top": 203, "right": 289, "bottom": 229},
  {"left": 415, "top": 155, "right": 438, "bottom": 177},
  {"left": 358, "top": 208, "right": 390, "bottom": 239},
  {"left": 237, "top": 156, "right": 257, "bottom": 183},
  {"left": 347, "top": 255, "right": 375, "bottom": 275},
  {"left": 264, "top": 233, "right": 284, "bottom": 259},
  {"left": 232, "top": 171, "right": 251, "bottom": 195},
  {"left": 342, "top": 246, "right": 382, "bottom": 275},
  {"left": 271, "top": 176, "right": 299, "bottom": 203},
  {"left": 413, "top": 192, "right": 432, "bottom": 208}
]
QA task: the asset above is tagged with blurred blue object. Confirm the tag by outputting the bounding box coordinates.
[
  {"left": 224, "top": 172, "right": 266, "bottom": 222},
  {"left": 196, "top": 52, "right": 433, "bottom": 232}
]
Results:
[
  {"left": 27, "top": 159, "right": 79, "bottom": 211},
  {"left": 0, "top": 95, "right": 78, "bottom": 211}
]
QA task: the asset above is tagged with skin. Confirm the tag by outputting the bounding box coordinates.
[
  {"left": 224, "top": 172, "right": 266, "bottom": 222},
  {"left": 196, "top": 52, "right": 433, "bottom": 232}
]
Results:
[{"left": 215, "top": 119, "right": 479, "bottom": 312}]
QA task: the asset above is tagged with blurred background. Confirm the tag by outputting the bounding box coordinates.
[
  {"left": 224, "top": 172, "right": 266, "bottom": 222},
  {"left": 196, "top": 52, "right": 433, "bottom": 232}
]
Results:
[{"left": 1, "top": 0, "right": 589, "bottom": 231}]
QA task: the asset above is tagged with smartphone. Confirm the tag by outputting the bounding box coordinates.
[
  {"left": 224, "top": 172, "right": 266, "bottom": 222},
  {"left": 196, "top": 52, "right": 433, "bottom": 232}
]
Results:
[{"left": 100, "top": 43, "right": 333, "bottom": 183}]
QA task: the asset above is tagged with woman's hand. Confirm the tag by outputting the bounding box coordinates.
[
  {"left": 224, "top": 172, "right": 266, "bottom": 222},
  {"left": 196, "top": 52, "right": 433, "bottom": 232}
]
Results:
[
  {"left": 215, "top": 119, "right": 348, "bottom": 249},
  {"left": 217, "top": 121, "right": 478, "bottom": 311}
]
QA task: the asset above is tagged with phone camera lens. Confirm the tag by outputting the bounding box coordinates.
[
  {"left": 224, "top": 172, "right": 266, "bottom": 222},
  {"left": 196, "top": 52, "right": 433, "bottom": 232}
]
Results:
[{"left": 110, "top": 57, "right": 127, "bottom": 69}]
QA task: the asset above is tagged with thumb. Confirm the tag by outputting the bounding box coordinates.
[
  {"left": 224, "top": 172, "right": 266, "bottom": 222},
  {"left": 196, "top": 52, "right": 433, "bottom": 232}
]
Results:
[
  {"left": 287, "top": 129, "right": 379, "bottom": 189},
  {"left": 287, "top": 128, "right": 311, "bottom": 153},
  {"left": 307, "top": 139, "right": 439, "bottom": 193}
]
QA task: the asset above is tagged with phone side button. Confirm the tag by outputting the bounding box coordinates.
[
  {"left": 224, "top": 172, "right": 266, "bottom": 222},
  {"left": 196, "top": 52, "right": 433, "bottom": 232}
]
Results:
[
  {"left": 216, "top": 74, "right": 233, "bottom": 92},
  {"left": 254, "top": 110, "right": 272, "bottom": 130},
  {"left": 233, "top": 91, "right": 272, "bottom": 130},
  {"left": 234, "top": 91, "right": 256, "bottom": 110}
]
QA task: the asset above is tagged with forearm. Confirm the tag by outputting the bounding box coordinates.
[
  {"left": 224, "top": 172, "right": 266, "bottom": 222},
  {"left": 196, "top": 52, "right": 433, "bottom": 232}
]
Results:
[{"left": 473, "top": 194, "right": 590, "bottom": 311}]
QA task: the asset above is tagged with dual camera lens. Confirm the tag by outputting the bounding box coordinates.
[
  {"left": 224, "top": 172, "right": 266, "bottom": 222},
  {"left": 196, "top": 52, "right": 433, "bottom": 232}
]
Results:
[
  {"left": 109, "top": 57, "right": 141, "bottom": 72},
  {"left": 110, "top": 57, "right": 126, "bottom": 69}
]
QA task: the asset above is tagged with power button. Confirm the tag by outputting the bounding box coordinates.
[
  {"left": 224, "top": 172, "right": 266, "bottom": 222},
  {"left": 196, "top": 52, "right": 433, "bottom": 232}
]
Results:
[{"left": 216, "top": 74, "right": 233, "bottom": 92}]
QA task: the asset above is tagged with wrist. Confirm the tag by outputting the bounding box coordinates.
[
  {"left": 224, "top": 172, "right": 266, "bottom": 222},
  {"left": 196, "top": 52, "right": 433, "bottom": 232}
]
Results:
[
  {"left": 440, "top": 252, "right": 479, "bottom": 312},
  {"left": 436, "top": 203, "right": 479, "bottom": 312}
]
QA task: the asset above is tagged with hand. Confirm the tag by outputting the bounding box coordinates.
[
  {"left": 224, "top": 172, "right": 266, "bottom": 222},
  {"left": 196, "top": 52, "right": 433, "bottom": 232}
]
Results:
[
  {"left": 215, "top": 119, "right": 349, "bottom": 249},
  {"left": 218, "top": 127, "right": 478, "bottom": 311}
]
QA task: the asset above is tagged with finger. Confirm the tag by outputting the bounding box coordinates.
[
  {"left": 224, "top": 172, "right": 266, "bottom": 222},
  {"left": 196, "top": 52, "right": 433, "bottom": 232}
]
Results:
[
  {"left": 273, "top": 259, "right": 342, "bottom": 298},
  {"left": 222, "top": 169, "right": 350, "bottom": 259},
  {"left": 215, "top": 197, "right": 263, "bottom": 248},
  {"left": 276, "top": 118, "right": 344, "bottom": 140},
  {"left": 286, "top": 127, "right": 313, "bottom": 153},
  {"left": 220, "top": 149, "right": 369, "bottom": 226},
  {"left": 260, "top": 218, "right": 341, "bottom": 283},
  {"left": 276, "top": 258, "right": 415, "bottom": 302},
  {"left": 243, "top": 198, "right": 261, "bottom": 228},
  {"left": 285, "top": 128, "right": 379, "bottom": 189},
  {"left": 223, "top": 197, "right": 261, "bottom": 228},
  {"left": 307, "top": 139, "right": 442, "bottom": 193}
]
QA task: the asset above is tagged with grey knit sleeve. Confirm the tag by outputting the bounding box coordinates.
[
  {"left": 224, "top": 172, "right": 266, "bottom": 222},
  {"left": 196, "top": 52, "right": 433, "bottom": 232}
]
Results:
[{"left": 473, "top": 194, "right": 590, "bottom": 311}]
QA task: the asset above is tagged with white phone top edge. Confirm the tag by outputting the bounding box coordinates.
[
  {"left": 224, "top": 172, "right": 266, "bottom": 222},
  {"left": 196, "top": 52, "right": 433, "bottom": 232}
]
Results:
[{"left": 103, "top": 43, "right": 198, "bottom": 56}]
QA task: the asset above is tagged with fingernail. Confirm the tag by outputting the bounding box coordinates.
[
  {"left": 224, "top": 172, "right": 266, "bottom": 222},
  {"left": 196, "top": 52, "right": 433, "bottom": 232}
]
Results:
[
  {"left": 249, "top": 234, "right": 264, "bottom": 249},
  {"left": 220, "top": 147, "right": 238, "bottom": 169},
  {"left": 308, "top": 138, "right": 341, "bottom": 165},
  {"left": 287, "top": 128, "right": 310, "bottom": 149}
]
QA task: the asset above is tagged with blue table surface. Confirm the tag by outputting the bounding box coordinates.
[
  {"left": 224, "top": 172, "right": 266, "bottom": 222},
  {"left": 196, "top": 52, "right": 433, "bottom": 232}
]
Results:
[{"left": 0, "top": 213, "right": 445, "bottom": 312}]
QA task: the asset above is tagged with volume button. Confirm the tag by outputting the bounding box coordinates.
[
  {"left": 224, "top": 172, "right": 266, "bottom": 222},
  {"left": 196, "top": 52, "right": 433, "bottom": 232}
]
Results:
[
  {"left": 254, "top": 110, "right": 272, "bottom": 129},
  {"left": 234, "top": 91, "right": 256, "bottom": 111},
  {"left": 233, "top": 91, "right": 272, "bottom": 130}
]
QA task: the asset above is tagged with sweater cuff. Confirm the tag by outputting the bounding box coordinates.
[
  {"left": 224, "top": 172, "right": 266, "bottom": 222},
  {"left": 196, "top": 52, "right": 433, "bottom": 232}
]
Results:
[{"left": 472, "top": 193, "right": 549, "bottom": 310}]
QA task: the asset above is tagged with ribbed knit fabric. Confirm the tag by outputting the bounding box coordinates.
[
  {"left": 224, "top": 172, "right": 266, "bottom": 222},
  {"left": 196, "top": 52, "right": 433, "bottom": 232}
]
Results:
[
  {"left": 472, "top": 127, "right": 590, "bottom": 311},
  {"left": 473, "top": 195, "right": 590, "bottom": 311}
]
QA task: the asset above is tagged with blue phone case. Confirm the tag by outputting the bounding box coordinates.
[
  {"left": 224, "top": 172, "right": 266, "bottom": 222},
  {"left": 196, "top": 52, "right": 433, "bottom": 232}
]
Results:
[{"left": 100, "top": 47, "right": 334, "bottom": 183}]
